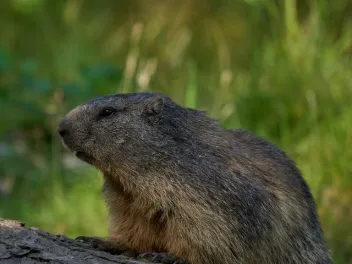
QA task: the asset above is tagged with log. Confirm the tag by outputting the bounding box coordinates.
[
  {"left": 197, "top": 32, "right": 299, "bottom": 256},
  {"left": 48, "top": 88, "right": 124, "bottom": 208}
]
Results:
[{"left": 0, "top": 218, "right": 156, "bottom": 264}]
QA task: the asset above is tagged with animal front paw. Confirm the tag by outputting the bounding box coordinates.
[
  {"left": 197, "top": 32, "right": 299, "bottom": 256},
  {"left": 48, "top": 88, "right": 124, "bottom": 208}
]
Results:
[
  {"left": 75, "top": 236, "right": 136, "bottom": 256},
  {"left": 137, "top": 252, "right": 189, "bottom": 264}
]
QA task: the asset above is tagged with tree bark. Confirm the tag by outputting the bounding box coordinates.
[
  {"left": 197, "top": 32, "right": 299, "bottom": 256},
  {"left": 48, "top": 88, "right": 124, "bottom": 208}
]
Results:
[{"left": 0, "top": 218, "right": 150, "bottom": 264}]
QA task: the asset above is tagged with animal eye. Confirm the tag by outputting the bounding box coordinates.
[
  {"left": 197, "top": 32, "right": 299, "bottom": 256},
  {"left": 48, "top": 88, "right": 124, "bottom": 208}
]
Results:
[{"left": 99, "top": 108, "right": 116, "bottom": 117}]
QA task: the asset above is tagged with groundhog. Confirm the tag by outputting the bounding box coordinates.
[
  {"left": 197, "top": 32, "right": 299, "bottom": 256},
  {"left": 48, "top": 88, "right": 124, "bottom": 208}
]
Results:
[{"left": 58, "top": 92, "right": 331, "bottom": 264}]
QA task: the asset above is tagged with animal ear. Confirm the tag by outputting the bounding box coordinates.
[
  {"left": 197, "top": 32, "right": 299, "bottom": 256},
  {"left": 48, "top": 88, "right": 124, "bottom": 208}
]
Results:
[{"left": 143, "top": 96, "right": 164, "bottom": 116}]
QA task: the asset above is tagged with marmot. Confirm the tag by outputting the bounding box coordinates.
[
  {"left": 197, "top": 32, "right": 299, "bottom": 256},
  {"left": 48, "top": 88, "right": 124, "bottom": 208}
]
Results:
[{"left": 58, "top": 92, "right": 331, "bottom": 264}]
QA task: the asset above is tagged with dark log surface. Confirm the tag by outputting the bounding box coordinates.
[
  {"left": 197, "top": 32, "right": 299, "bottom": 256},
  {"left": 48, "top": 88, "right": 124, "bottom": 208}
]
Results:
[{"left": 0, "top": 218, "right": 152, "bottom": 264}]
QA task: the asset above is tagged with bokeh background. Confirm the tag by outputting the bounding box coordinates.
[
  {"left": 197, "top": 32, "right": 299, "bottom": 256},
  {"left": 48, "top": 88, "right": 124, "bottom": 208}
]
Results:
[{"left": 0, "top": 0, "right": 351, "bottom": 263}]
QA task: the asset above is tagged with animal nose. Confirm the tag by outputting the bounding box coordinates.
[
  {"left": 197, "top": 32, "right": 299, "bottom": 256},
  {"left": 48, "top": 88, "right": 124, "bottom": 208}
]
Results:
[
  {"left": 58, "top": 119, "right": 69, "bottom": 138},
  {"left": 58, "top": 127, "right": 67, "bottom": 137}
]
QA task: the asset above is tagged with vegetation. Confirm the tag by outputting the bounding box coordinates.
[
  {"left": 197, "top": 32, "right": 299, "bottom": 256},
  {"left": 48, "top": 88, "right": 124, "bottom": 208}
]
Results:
[{"left": 0, "top": 0, "right": 351, "bottom": 263}]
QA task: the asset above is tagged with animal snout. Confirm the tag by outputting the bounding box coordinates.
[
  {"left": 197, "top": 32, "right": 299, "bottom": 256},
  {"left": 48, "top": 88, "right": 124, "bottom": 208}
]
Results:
[
  {"left": 58, "top": 119, "right": 69, "bottom": 138},
  {"left": 58, "top": 127, "right": 67, "bottom": 137}
]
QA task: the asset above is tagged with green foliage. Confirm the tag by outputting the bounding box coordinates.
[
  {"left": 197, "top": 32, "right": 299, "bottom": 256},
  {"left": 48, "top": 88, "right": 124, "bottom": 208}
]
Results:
[{"left": 0, "top": 0, "right": 351, "bottom": 262}]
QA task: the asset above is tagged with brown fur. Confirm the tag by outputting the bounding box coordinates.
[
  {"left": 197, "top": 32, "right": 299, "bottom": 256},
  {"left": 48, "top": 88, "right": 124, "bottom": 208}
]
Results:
[{"left": 102, "top": 169, "right": 233, "bottom": 264}]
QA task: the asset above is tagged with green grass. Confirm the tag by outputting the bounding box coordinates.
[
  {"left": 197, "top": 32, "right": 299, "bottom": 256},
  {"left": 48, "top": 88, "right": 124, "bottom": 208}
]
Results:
[{"left": 0, "top": 0, "right": 352, "bottom": 263}]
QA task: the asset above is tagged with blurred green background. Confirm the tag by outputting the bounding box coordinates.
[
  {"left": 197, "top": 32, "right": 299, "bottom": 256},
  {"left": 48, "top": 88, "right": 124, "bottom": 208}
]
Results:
[{"left": 0, "top": 0, "right": 351, "bottom": 263}]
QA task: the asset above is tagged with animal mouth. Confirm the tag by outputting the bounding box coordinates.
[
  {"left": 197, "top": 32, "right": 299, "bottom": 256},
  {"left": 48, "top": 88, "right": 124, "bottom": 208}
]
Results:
[
  {"left": 75, "top": 151, "right": 94, "bottom": 164},
  {"left": 60, "top": 138, "right": 94, "bottom": 164}
]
